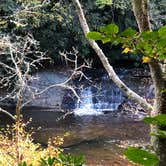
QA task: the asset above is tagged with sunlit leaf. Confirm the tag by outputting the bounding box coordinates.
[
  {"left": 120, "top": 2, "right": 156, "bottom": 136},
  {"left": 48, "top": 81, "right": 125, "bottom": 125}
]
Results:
[
  {"left": 161, "top": 89, "right": 166, "bottom": 93},
  {"left": 0, "top": 20, "right": 8, "bottom": 25},
  {"left": 86, "top": 31, "right": 102, "bottom": 40},
  {"left": 125, "top": 147, "right": 159, "bottom": 166},
  {"left": 101, "top": 37, "right": 111, "bottom": 43},
  {"left": 122, "top": 47, "right": 132, "bottom": 54},
  {"left": 96, "top": 0, "right": 113, "bottom": 6},
  {"left": 142, "top": 56, "right": 151, "bottom": 63},
  {"left": 144, "top": 114, "right": 166, "bottom": 126},
  {"left": 64, "top": 131, "right": 70, "bottom": 137},
  {"left": 150, "top": 130, "right": 166, "bottom": 138},
  {"left": 100, "top": 23, "right": 119, "bottom": 34}
]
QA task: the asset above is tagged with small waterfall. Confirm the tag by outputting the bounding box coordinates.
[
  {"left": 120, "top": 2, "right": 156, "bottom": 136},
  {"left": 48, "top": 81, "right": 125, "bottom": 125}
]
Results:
[
  {"left": 74, "top": 84, "right": 125, "bottom": 116},
  {"left": 93, "top": 87, "right": 124, "bottom": 112},
  {"left": 74, "top": 87, "right": 102, "bottom": 116}
]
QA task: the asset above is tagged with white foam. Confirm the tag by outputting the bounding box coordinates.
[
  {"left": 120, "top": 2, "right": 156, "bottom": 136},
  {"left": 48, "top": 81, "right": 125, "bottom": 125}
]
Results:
[{"left": 74, "top": 108, "right": 102, "bottom": 116}]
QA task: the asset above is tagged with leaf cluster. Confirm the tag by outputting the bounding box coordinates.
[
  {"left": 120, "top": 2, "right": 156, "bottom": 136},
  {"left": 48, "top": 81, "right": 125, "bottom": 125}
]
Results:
[
  {"left": 124, "top": 114, "right": 166, "bottom": 166},
  {"left": 19, "top": 154, "right": 85, "bottom": 166},
  {"left": 125, "top": 147, "right": 159, "bottom": 166},
  {"left": 0, "top": 121, "right": 85, "bottom": 166},
  {"left": 87, "top": 24, "right": 166, "bottom": 60},
  {"left": 0, "top": 0, "right": 137, "bottom": 62},
  {"left": 96, "top": 0, "right": 131, "bottom": 10},
  {"left": 144, "top": 114, "right": 166, "bottom": 138}
]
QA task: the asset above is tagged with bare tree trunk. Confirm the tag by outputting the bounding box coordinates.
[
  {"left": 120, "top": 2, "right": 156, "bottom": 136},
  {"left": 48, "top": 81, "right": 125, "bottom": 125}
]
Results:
[
  {"left": 132, "top": 0, "right": 166, "bottom": 165},
  {"left": 72, "top": 0, "right": 153, "bottom": 113},
  {"left": 131, "top": 0, "right": 151, "bottom": 31}
]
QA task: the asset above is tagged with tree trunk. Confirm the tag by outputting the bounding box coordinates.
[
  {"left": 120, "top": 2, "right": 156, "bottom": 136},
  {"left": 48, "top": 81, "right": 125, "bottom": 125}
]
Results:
[
  {"left": 149, "top": 61, "right": 166, "bottom": 166},
  {"left": 132, "top": 0, "right": 166, "bottom": 165},
  {"left": 131, "top": 0, "right": 151, "bottom": 31}
]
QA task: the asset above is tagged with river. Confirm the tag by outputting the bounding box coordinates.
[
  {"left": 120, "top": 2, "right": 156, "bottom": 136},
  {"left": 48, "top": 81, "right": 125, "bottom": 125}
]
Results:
[{"left": 0, "top": 68, "right": 152, "bottom": 165}]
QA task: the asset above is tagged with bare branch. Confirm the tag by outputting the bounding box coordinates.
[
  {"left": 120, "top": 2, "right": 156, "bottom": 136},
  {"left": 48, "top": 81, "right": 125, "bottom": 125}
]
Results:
[
  {"left": 0, "top": 33, "right": 47, "bottom": 119},
  {"left": 21, "top": 48, "right": 92, "bottom": 108},
  {"left": 0, "top": 108, "right": 16, "bottom": 121}
]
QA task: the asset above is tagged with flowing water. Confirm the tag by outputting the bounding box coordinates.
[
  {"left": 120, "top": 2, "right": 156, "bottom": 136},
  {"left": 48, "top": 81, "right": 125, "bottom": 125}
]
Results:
[
  {"left": 74, "top": 86, "right": 103, "bottom": 115},
  {"left": 74, "top": 85, "right": 125, "bottom": 115}
]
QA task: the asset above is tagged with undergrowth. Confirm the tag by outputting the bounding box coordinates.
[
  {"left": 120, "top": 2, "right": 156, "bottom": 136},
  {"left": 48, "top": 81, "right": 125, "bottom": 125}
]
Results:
[{"left": 0, "top": 120, "right": 85, "bottom": 166}]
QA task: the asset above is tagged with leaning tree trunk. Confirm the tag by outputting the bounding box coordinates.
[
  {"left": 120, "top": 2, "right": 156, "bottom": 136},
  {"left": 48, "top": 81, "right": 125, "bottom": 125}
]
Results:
[{"left": 132, "top": 0, "right": 166, "bottom": 165}]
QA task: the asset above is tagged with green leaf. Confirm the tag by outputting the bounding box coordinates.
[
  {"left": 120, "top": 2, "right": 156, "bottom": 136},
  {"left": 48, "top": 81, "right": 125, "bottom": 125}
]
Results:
[
  {"left": 18, "top": 162, "right": 33, "bottom": 166},
  {"left": 57, "top": 154, "right": 85, "bottom": 165},
  {"left": 121, "top": 28, "right": 137, "bottom": 37},
  {"left": 150, "top": 130, "right": 166, "bottom": 138},
  {"left": 18, "top": 162, "right": 27, "bottom": 166},
  {"left": 86, "top": 31, "right": 102, "bottom": 40},
  {"left": 155, "top": 114, "right": 166, "bottom": 126},
  {"left": 157, "top": 38, "right": 166, "bottom": 47},
  {"left": 100, "top": 23, "right": 119, "bottom": 34},
  {"left": 112, "top": 37, "right": 122, "bottom": 45},
  {"left": 124, "top": 147, "right": 159, "bottom": 166},
  {"left": 161, "top": 89, "right": 166, "bottom": 93},
  {"left": 40, "top": 158, "right": 47, "bottom": 165},
  {"left": 144, "top": 44, "right": 153, "bottom": 54},
  {"left": 144, "top": 114, "right": 166, "bottom": 126},
  {"left": 141, "top": 31, "right": 158, "bottom": 41},
  {"left": 158, "top": 25, "right": 166, "bottom": 37},
  {"left": 48, "top": 157, "right": 55, "bottom": 165},
  {"left": 144, "top": 117, "right": 158, "bottom": 125},
  {"left": 96, "top": 0, "right": 113, "bottom": 6},
  {"left": 158, "top": 53, "right": 166, "bottom": 59},
  {"left": 101, "top": 37, "right": 111, "bottom": 43}
]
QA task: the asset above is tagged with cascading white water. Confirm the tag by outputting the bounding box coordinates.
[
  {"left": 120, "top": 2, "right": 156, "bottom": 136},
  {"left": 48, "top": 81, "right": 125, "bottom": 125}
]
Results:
[
  {"left": 74, "top": 87, "right": 102, "bottom": 115},
  {"left": 74, "top": 84, "right": 125, "bottom": 116},
  {"left": 93, "top": 87, "right": 123, "bottom": 112}
]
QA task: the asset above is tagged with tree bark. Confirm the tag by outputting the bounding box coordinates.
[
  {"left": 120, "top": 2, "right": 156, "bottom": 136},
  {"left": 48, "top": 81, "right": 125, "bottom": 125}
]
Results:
[
  {"left": 149, "top": 61, "right": 166, "bottom": 166},
  {"left": 132, "top": 0, "right": 166, "bottom": 165},
  {"left": 131, "top": 0, "right": 151, "bottom": 31},
  {"left": 72, "top": 0, "right": 153, "bottom": 113}
]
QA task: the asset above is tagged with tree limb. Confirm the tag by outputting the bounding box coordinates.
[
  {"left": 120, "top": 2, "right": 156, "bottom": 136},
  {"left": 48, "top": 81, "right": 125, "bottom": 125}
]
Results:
[{"left": 0, "top": 107, "right": 16, "bottom": 121}]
